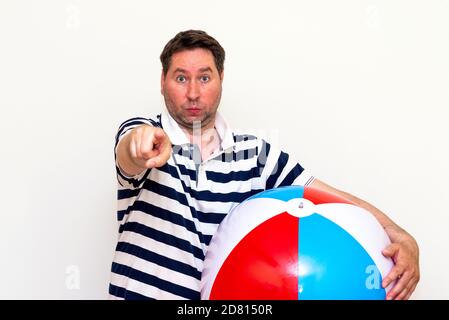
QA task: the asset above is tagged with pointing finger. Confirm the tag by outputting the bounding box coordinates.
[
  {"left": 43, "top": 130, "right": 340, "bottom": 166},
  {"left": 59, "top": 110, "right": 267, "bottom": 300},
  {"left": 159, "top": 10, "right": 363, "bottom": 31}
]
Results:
[{"left": 153, "top": 128, "right": 166, "bottom": 143}]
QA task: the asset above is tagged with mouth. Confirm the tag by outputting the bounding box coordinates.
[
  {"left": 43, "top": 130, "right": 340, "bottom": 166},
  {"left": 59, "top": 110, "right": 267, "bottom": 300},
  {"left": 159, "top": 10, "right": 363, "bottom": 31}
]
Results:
[{"left": 185, "top": 107, "right": 202, "bottom": 115}]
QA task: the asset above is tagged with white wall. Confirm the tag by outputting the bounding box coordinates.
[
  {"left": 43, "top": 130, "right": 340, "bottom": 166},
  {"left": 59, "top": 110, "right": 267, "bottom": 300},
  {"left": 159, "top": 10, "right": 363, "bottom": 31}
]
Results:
[{"left": 0, "top": 0, "right": 447, "bottom": 299}]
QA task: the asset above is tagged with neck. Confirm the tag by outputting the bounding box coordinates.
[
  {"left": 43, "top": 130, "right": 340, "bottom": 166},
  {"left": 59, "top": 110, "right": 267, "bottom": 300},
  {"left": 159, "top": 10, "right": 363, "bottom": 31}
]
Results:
[
  {"left": 182, "top": 122, "right": 216, "bottom": 145},
  {"left": 184, "top": 124, "right": 221, "bottom": 162}
]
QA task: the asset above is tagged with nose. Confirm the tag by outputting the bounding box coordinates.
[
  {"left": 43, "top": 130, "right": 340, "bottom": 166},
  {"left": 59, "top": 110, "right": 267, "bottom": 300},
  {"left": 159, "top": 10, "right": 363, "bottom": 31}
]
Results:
[{"left": 186, "top": 80, "right": 200, "bottom": 101}]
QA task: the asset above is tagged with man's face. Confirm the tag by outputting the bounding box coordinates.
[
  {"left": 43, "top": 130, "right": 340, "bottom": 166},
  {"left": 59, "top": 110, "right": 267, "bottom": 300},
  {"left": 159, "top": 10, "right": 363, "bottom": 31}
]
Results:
[{"left": 161, "top": 48, "right": 223, "bottom": 131}]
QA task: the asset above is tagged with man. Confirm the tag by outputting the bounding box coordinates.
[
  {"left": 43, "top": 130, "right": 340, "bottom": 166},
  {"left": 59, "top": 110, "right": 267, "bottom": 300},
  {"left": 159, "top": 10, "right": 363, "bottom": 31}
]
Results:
[{"left": 110, "top": 30, "right": 419, "bottom": 300}]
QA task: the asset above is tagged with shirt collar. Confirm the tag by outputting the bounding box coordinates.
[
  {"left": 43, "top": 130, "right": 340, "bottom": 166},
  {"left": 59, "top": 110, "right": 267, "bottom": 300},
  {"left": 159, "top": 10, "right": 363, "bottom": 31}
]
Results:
[{"left": 160, "top": 109, "right": 235, "bottom": 151}]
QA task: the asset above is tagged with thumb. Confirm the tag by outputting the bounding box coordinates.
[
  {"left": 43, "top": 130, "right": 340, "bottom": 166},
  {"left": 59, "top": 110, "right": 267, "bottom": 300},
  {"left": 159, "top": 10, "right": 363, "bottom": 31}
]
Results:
[{"left": 382, "top": 243, "right": 399, "bottom": 258}]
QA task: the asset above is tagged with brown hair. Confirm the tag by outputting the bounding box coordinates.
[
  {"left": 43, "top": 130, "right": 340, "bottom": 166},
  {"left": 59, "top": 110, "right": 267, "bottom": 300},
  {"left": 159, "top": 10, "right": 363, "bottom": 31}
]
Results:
[{"left": 160, "top": 30, "right": 225, "bottom": 76}]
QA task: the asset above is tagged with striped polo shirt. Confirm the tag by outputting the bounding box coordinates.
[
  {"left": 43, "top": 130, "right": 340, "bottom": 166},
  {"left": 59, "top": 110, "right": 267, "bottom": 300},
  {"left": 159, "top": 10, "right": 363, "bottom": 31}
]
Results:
[{"left": 109, "top": 109, "right": 314, "bottom": 300}]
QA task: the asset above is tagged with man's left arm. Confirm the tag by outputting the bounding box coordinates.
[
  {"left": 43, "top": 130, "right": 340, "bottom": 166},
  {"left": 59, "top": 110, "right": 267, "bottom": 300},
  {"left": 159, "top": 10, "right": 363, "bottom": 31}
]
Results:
[{"left": 309, "top": 179, "right": 420, "bottom": 300}]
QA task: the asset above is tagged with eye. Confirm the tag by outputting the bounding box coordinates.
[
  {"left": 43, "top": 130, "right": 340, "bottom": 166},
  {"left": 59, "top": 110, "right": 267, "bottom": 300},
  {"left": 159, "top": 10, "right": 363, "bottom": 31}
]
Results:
[
  {"left": 176, "top": 75, "right": 187, "bottom": 83},
  {"left": 200, "top": 75, "right": 210, "bottom": 83}
]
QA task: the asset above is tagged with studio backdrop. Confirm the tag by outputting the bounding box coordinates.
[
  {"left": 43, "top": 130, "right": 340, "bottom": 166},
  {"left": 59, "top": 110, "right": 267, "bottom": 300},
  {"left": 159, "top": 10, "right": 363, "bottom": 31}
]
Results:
[{"left": 0, "top": 0, "right": 447, "bottom": 299}]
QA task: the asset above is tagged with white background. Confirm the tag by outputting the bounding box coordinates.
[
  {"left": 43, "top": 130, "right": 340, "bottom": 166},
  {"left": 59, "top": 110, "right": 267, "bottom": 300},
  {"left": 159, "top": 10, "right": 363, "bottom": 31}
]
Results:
[{"left": 0, "top": 0, "right": 447, "bottom": 299}]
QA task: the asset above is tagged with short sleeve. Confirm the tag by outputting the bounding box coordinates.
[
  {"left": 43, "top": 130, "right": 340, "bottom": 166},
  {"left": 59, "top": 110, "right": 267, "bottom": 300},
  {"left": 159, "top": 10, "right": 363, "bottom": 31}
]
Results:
[{"left": 256, "top": 139, "right": 314, "bottom": 190}]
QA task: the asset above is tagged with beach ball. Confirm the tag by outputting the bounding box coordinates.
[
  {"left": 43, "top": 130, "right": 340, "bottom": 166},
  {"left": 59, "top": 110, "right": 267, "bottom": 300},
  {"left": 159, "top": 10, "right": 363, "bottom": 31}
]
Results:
[{"left": 201, "top": 185, "right": 394, "bottom": 300}]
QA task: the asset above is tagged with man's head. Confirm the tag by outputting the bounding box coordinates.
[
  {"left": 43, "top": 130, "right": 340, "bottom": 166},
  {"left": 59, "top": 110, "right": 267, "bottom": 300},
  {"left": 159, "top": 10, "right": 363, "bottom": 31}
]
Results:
[{"left": 160, "top": 30, "right": 225, "bottom": 132}]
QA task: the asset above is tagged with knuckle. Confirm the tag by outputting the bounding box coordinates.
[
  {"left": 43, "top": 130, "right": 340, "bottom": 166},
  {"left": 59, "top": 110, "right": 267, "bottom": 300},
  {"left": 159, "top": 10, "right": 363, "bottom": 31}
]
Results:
[
  {"left": 134, "top": 125, "right": 145, "bottom": 135},
  {"left": 140, "top": 125, "right": 152, "bottom": 135},
  {"left": 130, "top": 128, "right": 139, "bottom": 136},
  {"left": 395, "top": 262, "right": 407, "bottom": 271},
  {"left": 141, "top": 151, "right": 150, "bottom": 159},
  {"left": 394, "top": 281, "right": 405, "bottom": 290},
  {"left": 390, "top": 267, "right": 401, "bottom": 276},
  {"left": 412, "top": 274, "right": 420, "bottom": 284}
]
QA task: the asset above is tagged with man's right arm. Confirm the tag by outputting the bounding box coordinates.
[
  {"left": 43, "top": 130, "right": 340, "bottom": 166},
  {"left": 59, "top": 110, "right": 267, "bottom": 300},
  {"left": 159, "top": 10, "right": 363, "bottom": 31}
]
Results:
[{"left": 116, "top": 124, "right": 172, "bottom": 177}]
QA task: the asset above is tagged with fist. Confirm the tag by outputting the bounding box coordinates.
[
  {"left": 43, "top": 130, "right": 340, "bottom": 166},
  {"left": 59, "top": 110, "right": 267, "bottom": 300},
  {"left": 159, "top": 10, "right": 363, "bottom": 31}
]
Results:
[{"left": 128, "top": 125, "right": 172, "bottom": 169}]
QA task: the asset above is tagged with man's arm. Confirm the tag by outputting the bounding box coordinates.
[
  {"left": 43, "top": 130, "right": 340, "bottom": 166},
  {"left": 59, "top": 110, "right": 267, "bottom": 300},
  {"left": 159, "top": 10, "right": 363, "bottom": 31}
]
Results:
[
  {"left": 117, "top": 125, "right": 172, "bottom": 176},
  {"left": 309, "top": 179, "right": 420, "bottom": 300}
]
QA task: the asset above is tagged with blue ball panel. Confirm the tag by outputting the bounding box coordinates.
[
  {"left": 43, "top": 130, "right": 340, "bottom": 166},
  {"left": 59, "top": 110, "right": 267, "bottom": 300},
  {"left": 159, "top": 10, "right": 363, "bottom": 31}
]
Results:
[
  {"left": 298, "top": 214, "right": 386, "bottom": 300},
  {"left": 247, "top": 185, "right": 304, "bottom": 202}
]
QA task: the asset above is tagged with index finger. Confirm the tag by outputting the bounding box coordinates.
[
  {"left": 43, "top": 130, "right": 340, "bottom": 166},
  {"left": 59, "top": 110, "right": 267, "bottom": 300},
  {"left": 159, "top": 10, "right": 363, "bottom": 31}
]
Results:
[
  {"left": 152, "top": 128, "right": 166, "bottom": 144},
  {"left": 146, "top": 140, "right": 172, "bottom": 168}
]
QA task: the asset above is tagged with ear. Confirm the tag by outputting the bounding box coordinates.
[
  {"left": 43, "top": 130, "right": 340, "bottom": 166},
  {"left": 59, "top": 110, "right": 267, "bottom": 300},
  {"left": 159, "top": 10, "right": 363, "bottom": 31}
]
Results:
[
  {"left": 220, "top": 70, "right": 224, "bottom": 82},
  {"left": 160, "top": 71, "right": 165, "bottom": 95}
]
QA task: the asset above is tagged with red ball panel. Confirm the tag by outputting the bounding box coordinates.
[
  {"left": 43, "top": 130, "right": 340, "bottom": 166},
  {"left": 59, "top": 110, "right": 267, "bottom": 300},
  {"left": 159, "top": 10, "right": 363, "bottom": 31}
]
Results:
[
  {"left": 210, "top": 212, "right": 299, "bottom": 300},
  {"left": 303, "top": 186, "right": 355, "bottom": 205}
]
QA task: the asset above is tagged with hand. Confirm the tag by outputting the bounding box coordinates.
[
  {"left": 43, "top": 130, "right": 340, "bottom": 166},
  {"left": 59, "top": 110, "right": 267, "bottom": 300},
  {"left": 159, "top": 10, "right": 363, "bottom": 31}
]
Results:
[
  {"left": 127, "top": 125, "right": 172, "bottom": 170},
  {"left": 382, "top": 229, "right": 420, "bottom": 300}
]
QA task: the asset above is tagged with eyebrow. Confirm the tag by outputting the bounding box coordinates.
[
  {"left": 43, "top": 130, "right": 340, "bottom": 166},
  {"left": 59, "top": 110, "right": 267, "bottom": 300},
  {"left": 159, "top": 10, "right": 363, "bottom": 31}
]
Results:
[
  {"left": 199, "top": 67, "right": 213, "bottom": 73},
  {"left": 173, "top": 67, "right": 213, "bottom": 74}
]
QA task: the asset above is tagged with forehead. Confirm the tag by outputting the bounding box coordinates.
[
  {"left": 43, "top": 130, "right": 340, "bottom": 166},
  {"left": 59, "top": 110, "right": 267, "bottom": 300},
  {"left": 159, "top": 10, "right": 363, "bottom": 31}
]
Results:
[{"left": 169, "top": 48, "right": 217, "bottom": 73}]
